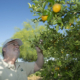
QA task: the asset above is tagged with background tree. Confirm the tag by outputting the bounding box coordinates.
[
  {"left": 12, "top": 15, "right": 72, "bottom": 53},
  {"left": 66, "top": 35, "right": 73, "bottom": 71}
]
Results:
[{"left": 0, "top": 47, "right": 2, "bottom": 54}]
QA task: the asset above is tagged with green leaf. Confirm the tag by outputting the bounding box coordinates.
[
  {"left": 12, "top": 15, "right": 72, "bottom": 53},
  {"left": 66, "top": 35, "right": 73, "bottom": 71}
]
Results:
[
  {"left": 37, "top": 13, "right": 41, "bottom": 16},
  {"left": 66, "top": 71, "right": 73, "bottom": 77},
  {"left": 36, "top": 8, "right": 43, "bottom": 12},
  {"left": 60, "top": 22, "right": 63, "bottom": 29},
  {"left": 38, "top": 44, "right": 43, "bottom": 50},
  {"left": 28, "top": 3, "right": 32, "bottom": 8},
  {"left": 33, "top": 1, "right": 39, "bottom": 4},
  {"left": 43, "top": 10, "right": 49, "bottom": 15},
  {"left": 54, "top": 72, "right": 58, "bottom": 78},
  {"left": 52, "top": 68, "right": 54, "bottom": 72},
  {"left": 47, "top": 0, "right": 54, "bottom": 4},
  {"left": 69, "top": 18, "right": 74, "bottom": 24},
  {"left": 47, "top": 12, "right": 53, "bottom": 22},
  {"left": 56, "top": 25, "right": 59, "bottom": 32},
  {"left": 57, "top": 61, "right": 61, "bottom": 66},
  {"left": 30, "top": 10, "right": 33, "bottom": 12},
  {"left": 33, "top": 13, "right": 37, "bottom": 16},
  {"left": 53, "top": 19, "right": 57, "bottom": 25},
  {"left": 60, "top": 1, "right": 65, "bottom": 4},
  {"left": 43, "top": 2, "right": 47, "bottom": 8},
  {"left": 32, "top": 4, "right": 35, "bottom": 8},
  {"left": 76, "top": 2, "right": 80, "bottom": 5},
  {"left": 57, "top": 17, "right": 62, "bottom": 23}
]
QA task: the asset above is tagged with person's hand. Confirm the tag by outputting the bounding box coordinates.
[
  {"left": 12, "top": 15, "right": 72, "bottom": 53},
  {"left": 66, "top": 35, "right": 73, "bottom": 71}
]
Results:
[
  {"left": 39, "top": 39, "right": 43, "bottom": 45},
  {"left": 35, "top": 39, "right": 43, "bottom": 53}
]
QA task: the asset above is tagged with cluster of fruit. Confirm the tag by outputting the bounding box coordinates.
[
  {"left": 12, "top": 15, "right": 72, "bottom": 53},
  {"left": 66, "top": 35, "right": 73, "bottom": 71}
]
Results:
[{"left": 41, "top": 3, "right": 61, "bottom": 21}]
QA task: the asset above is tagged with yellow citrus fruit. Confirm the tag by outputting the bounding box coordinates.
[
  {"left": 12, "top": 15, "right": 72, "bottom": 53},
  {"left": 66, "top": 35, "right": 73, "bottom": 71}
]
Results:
[
  {"left": 52, "top": 3, "right": 61, "bottom": 13},
  {"left": 69, "top": 23, "right": 71, "bottom": 26},
  {"left": 41, "top": 15, "right": 48, "bottom": 21},
  {"left": 66, "top": 26, "right": 69, "bottom": 29},
  {"left": 61, "top": 51, "right": 63, "bottom": 53},
  {"left": 65, "top": 67, "right": 68, "bottom": 70},
  {"left": 76, "top": 46, "right": 78, "bottom": 49},
  {"left": 62, "top": 46, "right": 64, "bottom": 48},
  {"left": 55, "top": 67, "right": 59, "bottom": 70}
]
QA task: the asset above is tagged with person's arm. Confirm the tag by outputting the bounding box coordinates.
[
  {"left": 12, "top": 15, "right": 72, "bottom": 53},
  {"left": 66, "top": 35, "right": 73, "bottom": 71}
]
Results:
[{"left": 34, "top": 40, "right": 44, "bottom": 72}]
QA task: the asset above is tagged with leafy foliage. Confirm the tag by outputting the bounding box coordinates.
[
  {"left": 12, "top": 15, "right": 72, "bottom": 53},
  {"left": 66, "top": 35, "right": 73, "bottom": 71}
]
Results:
[
  {"left": 35, "top": 25, "right": 80, "bottom": 80},
  {"left": 12, "top": 22, "right": 47, "bottom": 62},
  {"left": 27, "top": 0, "right": 80, "bottom": 80},
  {"left": 28, "top": 0, "right": 80, "bottom": 32}
]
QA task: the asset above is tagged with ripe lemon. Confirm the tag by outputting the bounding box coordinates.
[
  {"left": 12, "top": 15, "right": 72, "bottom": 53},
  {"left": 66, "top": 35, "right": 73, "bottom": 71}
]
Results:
[
  {"left": 61, "top": 51, "right": 63, "bottom": 53},
  {"left": 65, "top": 67, "right": 68, "bottom": 70},
  {"left": 69, "top": 23, "right": 71, "bottom": 26},
  {"left": 66, "top": 26, "right": 69, "bottom": 29},
  {"left": 55, "top": 67, "right": 59, "bottom": 70},
  {"left": 52, "top": 3, "right": 61, "bottom": 13},
  {"left": 41, "top": 15, "right": 48, "bottom": 21},
  {"left": 76, "top": 46, "right": 78, "bottom": 49}
]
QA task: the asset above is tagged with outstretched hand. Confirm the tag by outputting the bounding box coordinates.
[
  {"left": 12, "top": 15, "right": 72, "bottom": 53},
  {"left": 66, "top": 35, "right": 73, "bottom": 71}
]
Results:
[{"left": 35, "top": 39, "right": 43, "bottom": 53}]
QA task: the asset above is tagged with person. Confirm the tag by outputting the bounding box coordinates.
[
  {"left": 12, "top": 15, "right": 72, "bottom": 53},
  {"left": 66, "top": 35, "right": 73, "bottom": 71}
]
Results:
[{"left": 0, "top": 38, "right": 44, "bottom": 80}]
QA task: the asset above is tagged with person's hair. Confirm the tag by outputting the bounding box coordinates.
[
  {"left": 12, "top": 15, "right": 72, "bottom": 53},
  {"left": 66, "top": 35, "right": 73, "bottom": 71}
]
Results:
[{"left": 2, "top": 44, "right": 7, "bottom": 57}]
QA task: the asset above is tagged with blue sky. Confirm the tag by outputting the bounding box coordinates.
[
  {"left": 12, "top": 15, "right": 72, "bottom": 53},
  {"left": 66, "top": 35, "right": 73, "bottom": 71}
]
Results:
[
  {"left": 0, "top": 0, "right": 35, "bottom": 46},
  {"left": 0, "top": 0, "right": 67, "bottom": 47}
]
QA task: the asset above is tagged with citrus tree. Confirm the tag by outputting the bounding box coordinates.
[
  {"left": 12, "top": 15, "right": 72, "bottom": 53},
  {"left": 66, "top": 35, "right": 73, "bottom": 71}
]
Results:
[
  {"left": 27, "top": 0, "right": 80, "bottom": 80},
  {"left": 29, "top": 22, "right": 80, "bottom": 80},
  {"left": 28, "top": 0, "right": 80, "bottom": 32}
]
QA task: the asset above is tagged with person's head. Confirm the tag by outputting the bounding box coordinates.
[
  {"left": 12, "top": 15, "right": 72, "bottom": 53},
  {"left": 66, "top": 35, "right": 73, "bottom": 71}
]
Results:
[{"left": 2, "top": 39, "right": 23, "bottom": 59}]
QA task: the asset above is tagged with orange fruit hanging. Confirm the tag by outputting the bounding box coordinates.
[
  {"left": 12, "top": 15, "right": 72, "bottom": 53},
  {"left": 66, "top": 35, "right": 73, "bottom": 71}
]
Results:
[
  {"left": 66, "top": 26, "right": 69, "bottom": 29},
  {"left": 55, "top": 67, "right": 59, "bottom": 70},
  {"left": 69, "top": 23, "right": 72, "bottom": 26},
  {"left": 52, "top": 3, "right": 61, "bottom": 13},
  {"left": 41, "top": 15, "right": 48, "bottom": 21},
  {"left": 65, "top": 67, "right": 68, "bottom": 70},
  {"left": 61, "top": 51, "right": 63, "bottom": 53}
]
